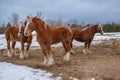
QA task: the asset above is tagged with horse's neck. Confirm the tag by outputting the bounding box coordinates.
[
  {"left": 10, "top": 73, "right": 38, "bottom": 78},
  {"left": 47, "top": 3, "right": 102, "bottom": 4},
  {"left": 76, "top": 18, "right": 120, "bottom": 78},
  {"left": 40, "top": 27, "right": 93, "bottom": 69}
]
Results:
[
  {"left": 35, "top": 24, "right": 48, "bottom": 36},
  {"left": 89, "top": 26, "right": 98, "bottom": 35},
  {"left": 83, "top": 26, "right": 97, "bottom": 35}
]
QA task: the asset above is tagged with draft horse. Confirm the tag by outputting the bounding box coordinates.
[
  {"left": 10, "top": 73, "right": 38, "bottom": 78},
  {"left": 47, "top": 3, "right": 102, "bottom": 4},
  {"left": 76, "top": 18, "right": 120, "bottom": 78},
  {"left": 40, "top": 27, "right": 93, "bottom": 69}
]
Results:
[
  {"left": 71, "top": 24, "right": 104, "bottom": 54},
  {"left": 5, "top": 21, "right": 32, "bottom": 59},
  {"left": 23, "top": 16, "right": 73, "bottom": 66}
]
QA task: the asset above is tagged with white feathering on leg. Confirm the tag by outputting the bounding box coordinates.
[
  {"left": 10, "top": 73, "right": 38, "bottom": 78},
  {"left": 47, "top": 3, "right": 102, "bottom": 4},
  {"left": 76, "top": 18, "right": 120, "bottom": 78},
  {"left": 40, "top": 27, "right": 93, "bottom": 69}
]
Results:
[
  {"left": 20, "top": 52, "right": 24, "bottom": 59},
  {"left": 83, "top": 49, "right": 87, "bottom": 54},
  {"left": 43, "top": 56, "right": 48, "bottom": 66},
  {"left": 24, "top": 50, "right": 29, "bottom": 59},
  {"left": 70, "top": 49, "right": 75, "bottom": 54},
  {"left": 63, "top": 52, "right": 70, "bottom": 61},
  {"left": 7, "top": 50, "right": 12, "bottom": 58},
  {"left": 46, "top": 54, "right": 54, "bottom": 66}
]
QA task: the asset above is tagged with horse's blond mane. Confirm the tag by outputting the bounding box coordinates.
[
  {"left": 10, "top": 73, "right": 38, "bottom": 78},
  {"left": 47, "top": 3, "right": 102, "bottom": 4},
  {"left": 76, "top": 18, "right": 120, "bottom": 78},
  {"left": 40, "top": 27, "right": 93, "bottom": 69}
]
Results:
[
  {"left": 33, "top": 17, "right": 47, "bottom": 29},
  {"left": 82, "top": 24, "right": 100, "bottom": 31}
]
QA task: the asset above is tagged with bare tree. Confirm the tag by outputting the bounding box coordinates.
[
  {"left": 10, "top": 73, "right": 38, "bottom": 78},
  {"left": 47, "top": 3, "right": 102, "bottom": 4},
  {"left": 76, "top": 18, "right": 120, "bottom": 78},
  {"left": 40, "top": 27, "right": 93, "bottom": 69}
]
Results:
[
  {"left": 9, "top": 12, "right": 19, "bottom": 26},
  {"left": 36, "top": 12, "right": 43, "bottom": 19},
  {"left": 46, "top": 18, "right": 62, "bottom": 27}
]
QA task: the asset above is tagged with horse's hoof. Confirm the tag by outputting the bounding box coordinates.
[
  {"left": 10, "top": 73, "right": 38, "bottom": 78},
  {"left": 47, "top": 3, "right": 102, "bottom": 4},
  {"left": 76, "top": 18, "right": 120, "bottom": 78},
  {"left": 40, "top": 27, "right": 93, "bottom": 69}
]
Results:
[
  {"left": 7, "top": 54, "right": 13, "bottom": 58},
  {"left": 83, "top": 50, "right": 88, "bottom": 55},
  {"left": 13, "top": 52, "right": 17, "bottom": 56},
  {"left": 20, "top": 55, "right": 24, "bottom": 59},
  {"left": 83, "top": 52, "right": 88, "bottom": 55},
  {"left": 63, "top": 52, "right": 70, "bottom": 61},
  {"left": 40, "top": 63, "right": 45, "bottom": 66},
  {"left": 88, "top": 51, "right": 91, "bottom": 54},
  {"left": 45, "top": 63, "right": 53, "bottom": 67},
  {"left": 24, "top": 54, "right": 29, "bottom": 59},
  {"left": 70, "top": 50, "right": 75, "bottom": 54},
  {"left": 46, "top": 61, "right": 54, "bottom": 67}
]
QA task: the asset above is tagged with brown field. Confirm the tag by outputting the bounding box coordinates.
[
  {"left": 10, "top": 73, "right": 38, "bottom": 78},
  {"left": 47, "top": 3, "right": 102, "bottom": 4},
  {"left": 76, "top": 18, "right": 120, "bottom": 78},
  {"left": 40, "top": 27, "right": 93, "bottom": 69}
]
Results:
[{"left": 0, "top": 39, "right": 120, "bottom": 80}]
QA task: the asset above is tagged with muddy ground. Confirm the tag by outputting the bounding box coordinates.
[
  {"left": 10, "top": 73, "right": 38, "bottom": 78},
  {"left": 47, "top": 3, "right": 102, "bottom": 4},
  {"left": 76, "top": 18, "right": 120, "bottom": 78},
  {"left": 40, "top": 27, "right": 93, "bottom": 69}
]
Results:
[{"left": 0, "top": 39, "right": 120, "bottom": 80}]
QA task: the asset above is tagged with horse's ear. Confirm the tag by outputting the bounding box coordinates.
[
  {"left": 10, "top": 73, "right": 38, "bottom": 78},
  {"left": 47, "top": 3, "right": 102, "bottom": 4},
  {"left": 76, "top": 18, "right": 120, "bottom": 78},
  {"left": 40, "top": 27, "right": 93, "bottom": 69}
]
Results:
[
  {"left": 35, "top": 16, "right": 38, "bottom": 18},
  {"left": 27, "top": 16, "right": 30, "bottom": 19}
]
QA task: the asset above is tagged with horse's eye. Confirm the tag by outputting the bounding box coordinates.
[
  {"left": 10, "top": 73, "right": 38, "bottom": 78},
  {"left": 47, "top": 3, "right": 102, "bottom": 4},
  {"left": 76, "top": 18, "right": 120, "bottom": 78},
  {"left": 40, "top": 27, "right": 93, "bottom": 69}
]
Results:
[{"left": 30, "top": 23, "right": 32, "bottom": 25}]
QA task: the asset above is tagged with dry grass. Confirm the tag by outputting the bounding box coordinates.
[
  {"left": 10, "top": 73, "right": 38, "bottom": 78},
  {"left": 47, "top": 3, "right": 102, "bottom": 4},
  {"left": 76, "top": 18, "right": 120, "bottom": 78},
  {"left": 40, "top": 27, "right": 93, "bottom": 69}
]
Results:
[{"left": 0, "top": 39, "right": 120, "bottom": 80}]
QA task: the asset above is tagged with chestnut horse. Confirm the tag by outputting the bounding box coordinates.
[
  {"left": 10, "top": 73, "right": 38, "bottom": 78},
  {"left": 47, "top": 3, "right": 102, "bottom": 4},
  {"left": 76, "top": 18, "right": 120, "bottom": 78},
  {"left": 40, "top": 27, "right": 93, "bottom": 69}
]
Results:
[
  {"left": 71, "top": 24, "right": 104, "bottom": 54},
  {"left": 23, "top": 16, "right": 73, "bottom": 66},
  {"left": 5, "top": 21, "right": 32, "bottom": 59}
]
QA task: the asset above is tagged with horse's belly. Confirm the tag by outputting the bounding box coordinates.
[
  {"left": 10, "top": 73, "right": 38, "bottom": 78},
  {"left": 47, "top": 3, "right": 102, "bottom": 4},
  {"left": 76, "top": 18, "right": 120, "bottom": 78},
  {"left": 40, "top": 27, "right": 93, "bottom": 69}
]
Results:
[
  {"left": 51, "top": 39, "right": 63, "bottom": 44},
  {"left": 75, "top": 38, "right": 85, "bottom": 42}
]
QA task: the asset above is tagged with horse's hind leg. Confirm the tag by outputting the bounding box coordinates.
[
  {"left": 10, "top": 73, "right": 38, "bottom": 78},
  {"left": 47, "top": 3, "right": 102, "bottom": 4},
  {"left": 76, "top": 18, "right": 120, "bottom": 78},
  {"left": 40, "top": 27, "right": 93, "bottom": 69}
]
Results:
[
  {"left": 12, "top": 41, "right": 17, "bottom": 56},
  {"left": 7, "top": 40, "right": 12, "bottom": 57},
  {"left": 63, "top": 41, "right": 71, "bottom": 61}
]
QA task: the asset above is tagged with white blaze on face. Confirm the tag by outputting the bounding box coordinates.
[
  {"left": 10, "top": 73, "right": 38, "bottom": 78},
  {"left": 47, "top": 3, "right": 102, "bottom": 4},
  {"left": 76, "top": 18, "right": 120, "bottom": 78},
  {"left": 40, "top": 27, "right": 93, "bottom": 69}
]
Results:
[
  {"left": 24, "top": 21, "right": 30, "bottom": 35},
  {"left": 19, "top": 24, "right": 22, "bottom": 32},
  {"left": 45, "top": 22, "right": 47, "bottom": 29},
  {"left": 98, "top": 24, "right": 104, "bottom": 34}
]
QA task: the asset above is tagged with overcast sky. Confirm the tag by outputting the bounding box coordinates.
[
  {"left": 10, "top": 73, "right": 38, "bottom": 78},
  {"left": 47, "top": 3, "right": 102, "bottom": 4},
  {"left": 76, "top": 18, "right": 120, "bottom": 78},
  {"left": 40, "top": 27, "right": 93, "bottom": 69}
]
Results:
[{"left": 0, "top": 0, "right": 120, "bottom": 25}]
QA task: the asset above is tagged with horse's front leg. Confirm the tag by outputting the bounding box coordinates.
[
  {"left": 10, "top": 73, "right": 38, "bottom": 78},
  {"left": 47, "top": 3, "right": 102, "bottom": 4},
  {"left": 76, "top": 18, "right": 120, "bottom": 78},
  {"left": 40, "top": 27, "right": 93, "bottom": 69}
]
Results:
[
  {"left": 24, "top": 42, "right": 31, "bottom": 59},
  {"left": 46, "top": 45, "right": 54, "bottom": 66},
  {"left": 40, "top": 44, "right": 54, "bottom": 66},
  {"left": 40, "top": 44, "right": 48, "bottom": 66},
  {"left": 7, "top": 40, "right": 12, "bottom": 57},
  {"left": 20, "top": 42, "right": 25, "bottom": 59}
]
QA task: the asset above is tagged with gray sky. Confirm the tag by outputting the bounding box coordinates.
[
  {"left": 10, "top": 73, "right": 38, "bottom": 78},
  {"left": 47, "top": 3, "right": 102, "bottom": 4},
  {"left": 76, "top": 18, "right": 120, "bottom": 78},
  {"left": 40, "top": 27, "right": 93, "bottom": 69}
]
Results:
[{"left": 0, "top": 0, "right": 120, "bottom": 25}]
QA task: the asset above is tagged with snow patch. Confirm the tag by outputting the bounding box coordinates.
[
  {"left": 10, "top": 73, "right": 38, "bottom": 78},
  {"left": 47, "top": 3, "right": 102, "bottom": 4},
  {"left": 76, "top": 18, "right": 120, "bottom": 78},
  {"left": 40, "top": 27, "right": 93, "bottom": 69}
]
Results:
[{"left": 0, "top": 62, "right": 62, "bottom": 80}]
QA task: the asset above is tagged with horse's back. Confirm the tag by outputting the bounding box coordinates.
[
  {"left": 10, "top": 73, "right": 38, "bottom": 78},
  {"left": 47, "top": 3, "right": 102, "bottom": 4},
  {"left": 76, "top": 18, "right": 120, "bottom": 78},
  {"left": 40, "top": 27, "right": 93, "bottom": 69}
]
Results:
[
  {"left": 71, "top": 28, "right": 86, "bottom": 42},
  {"left": 52, "top": 26, "right": 72, "bottom": 37},
  {"left": 5, "top": 26, "right": 19, "bottom": 40},
  {"left": 71, "top": 28, "right": 81, "bottom": 34},
  {"left": 49, "top": 26, "right": 73, "bottom": 44},
  {"left": 5, "top": 26, "right": 19, "bottom": 34},
  {"left": 71, "top": 28, "right": 82, "bottom": 36}
]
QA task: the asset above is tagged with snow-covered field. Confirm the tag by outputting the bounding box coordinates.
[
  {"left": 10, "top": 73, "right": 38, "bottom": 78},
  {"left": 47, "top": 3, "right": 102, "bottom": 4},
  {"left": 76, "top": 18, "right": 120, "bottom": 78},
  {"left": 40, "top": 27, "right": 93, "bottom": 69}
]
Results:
[
  {"left": 1, "top": 32, "right": 120, "bottom": 49},
  {"left": 0, "top": 62, "right": 62, "bottom": 80},
  {"left": 0, "top": 32, "right": 120, "bottom": 80}
]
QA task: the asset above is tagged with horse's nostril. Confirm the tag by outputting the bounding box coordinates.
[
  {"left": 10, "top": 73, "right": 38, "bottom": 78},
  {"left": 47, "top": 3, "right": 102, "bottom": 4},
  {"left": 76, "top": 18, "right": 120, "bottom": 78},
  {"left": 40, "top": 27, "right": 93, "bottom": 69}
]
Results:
[{"left": 25, "top": 33, "right": 29, "bottom": 36}]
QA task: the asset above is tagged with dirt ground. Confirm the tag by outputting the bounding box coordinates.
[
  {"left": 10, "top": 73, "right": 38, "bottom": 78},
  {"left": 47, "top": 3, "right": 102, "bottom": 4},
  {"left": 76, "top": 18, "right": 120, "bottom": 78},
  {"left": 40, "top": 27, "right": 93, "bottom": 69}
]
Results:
[{"left": 0, "top": 39, "right": 120, "bottom": 80}]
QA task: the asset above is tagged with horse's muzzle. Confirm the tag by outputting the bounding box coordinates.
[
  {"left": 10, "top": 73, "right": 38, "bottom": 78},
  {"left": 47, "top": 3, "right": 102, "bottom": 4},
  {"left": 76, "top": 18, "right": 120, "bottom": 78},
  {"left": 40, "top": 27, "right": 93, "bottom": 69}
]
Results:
[
  {"left": 24, "top": 32, "right": 31, "bottom": 37},
  {"left": 24, "top": 33, "right": 28, "bottom": 36}
]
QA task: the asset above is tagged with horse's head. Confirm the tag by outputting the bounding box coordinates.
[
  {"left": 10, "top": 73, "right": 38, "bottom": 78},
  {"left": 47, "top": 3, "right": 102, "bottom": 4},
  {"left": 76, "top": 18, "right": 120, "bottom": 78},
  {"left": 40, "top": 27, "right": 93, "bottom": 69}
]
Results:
[
  {"left": 24, "top": 16, "right": 34, "bottom": 36},
  {"left": 24, "top": 16, "right": 47, "bottom": 36},
  {"left": 18, "top": 21, "right": 26, "bottom": 37},
  {"left": 97, "top": 24, "right": 104, "bottom": 35}
]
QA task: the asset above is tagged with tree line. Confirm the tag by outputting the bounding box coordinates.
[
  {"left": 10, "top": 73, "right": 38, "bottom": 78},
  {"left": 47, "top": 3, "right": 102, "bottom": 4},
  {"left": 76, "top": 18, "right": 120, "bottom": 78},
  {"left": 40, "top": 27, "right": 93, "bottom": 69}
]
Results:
[
  {"left": 0, "top": 12, "right": 120, "bottom": 34},
  {"left": 70, "top": 23, "right": 120, "bottom": 32}
]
